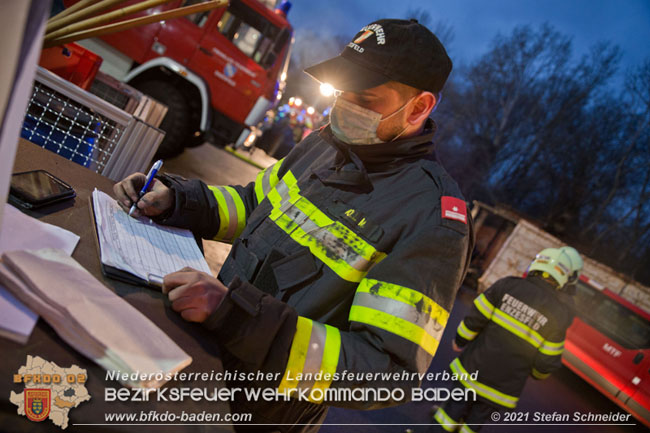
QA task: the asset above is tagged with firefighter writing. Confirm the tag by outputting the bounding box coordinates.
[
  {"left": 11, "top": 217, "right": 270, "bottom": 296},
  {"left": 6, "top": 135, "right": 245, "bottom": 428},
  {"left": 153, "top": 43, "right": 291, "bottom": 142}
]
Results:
[{"left": 500, "top": 293, "right": 548, "bottom": 330}]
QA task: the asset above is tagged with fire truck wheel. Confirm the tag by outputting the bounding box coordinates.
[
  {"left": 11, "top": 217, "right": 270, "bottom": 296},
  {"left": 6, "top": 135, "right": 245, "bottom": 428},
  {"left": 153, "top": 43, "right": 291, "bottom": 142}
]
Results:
[{"left": 134, "top": 80, "right": 190, "bottom": 159}]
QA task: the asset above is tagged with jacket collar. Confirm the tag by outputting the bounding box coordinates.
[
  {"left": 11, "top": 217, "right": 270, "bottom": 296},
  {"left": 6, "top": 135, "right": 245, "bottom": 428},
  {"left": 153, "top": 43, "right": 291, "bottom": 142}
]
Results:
[
  {"left": 319, "top": 118, "right": 437, "bottom": 170},
  {"left": 313, "top": 118, "right": 438, "bottom": 190}
]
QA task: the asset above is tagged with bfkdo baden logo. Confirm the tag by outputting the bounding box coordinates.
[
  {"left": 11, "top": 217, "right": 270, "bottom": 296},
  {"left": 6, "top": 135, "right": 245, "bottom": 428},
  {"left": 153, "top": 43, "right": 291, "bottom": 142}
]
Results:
[
  {"left": 10, "top": 355, "right": 91, "bottom": 429},
  {"left": 25, "top": 389, "right": 51, "bottom": 422}
]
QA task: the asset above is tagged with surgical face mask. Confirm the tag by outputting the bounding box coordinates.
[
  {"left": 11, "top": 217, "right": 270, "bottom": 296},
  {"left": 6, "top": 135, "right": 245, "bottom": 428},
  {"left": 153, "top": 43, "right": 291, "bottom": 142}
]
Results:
[{"left": 329, "top": 96, "right": 414, "bottom": 145}]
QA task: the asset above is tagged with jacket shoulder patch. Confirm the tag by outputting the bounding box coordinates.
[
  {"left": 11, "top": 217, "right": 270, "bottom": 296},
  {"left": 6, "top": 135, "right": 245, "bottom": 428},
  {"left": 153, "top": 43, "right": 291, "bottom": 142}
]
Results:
[{"left": 441, "top": 196, "right": 467, "bottom": 224}]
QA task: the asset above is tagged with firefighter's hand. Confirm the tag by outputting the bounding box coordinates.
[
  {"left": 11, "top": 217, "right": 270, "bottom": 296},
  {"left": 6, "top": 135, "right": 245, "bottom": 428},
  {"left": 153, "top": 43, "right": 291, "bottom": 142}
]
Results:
[
  {"left": 162, "top": 268, "right": 227, "bottom": 323},
  {"left": 452, "top": 341, "right": 463, "bottom": 352},
  {"left": 113, "top": 173, "right": 174, "bottom": 218}
]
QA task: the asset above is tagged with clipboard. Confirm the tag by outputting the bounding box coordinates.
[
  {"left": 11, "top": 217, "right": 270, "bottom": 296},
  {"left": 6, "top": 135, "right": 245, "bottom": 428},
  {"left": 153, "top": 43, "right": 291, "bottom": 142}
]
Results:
[
  {"left": 88, "top": 195, "right": 163, "bottom": 289},
  {"left": 88, "top": 190, "right": 210, "bottom": 289}
]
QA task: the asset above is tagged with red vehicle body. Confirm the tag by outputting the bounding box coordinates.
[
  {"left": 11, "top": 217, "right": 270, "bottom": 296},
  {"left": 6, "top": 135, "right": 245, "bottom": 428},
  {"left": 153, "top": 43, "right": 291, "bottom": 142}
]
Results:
[
  {"left": 563, "top": 275, "right": 650, "bottom": 428},
  {"left": 65, "top": 0, "right": 293, "bottom": 158}
]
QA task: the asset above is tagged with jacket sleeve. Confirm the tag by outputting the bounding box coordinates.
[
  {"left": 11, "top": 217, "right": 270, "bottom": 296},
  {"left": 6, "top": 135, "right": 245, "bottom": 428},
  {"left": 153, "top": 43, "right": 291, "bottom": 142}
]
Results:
[
  {"left": 531, "top": 308, "right": 573, "bottom": 380},
  {"left": 455, "top": 279, "right": 507, "bottom": 348},
  {"left": 153, "top": 159, "right": 285, "bottom": 241},
  {"left": 204, "top": 209, "right": 473, "bottom": 410}
]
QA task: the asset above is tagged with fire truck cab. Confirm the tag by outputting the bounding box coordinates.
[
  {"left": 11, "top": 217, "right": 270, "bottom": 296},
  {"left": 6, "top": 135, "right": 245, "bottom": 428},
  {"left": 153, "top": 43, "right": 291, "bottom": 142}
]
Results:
[
  {"left": 68, "top": 0, "right": 293, "bottom": 158},
  {"left": 563, "top": 275, "right": 650, "bottom": 428}
]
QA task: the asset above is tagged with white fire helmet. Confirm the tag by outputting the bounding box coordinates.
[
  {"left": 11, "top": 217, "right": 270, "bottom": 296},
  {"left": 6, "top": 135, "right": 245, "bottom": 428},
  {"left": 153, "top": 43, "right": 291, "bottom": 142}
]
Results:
[{"left": 528, "top": 246, "right": 583, "bottom": 288}]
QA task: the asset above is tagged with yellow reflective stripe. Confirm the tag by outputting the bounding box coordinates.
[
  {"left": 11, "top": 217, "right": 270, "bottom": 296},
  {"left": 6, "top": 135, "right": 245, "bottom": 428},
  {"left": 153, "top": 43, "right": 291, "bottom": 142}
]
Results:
[
  {"left": 309, "top": 324, "right": 341, "bottom": 403},
  {"left": 434, "top": 407, "right": 457, "bottom": 432},
  {"left": 208, "top": 186, "right": 231, "bottom": 240},
  {"left": 266, "top": 171, "right": 386, "bottom": 282},
  {"left": 270, "top": 207, "right": 368, "bottom": 281},
  {"left": 532, "top": 368, "right": 551, "bottom": 380},
  {"left": 277, "top": 317, "right": 341, "bottom": 403},
  {"left": 457, "top": 320, "right": 478, "bottom": 341},
  {"left": 356, "top": 278, "right": 449, "bottom": 327},
  {"left": 539, "top": 340, "right": 564, "bottom": 356},
  {"left": 474, "top": 294, "right": 495, "bottom": 319},
  {"left": 490, "top": 306, "right": 564, "bottom": 356},
  {"left": 208, "top": 186, "right": 246, "bottom": 241},
  {"left": 349, "top": 305, "right": 439, "bottom": 356},
  {"left": 450, "top": 358, "right": 519, "bottom": 408},
  {"left": 275, "top": 172, "right": 383, "bottom": 264},
  {"left": 254, "top": 158, "right": 283, "bottom": 203},
  {"left": 223, "top": 186, "right": 246, "bottom": 238},
  {"left": 254, "top": 168, "right": 266, "bottom": 203},
  {"left": 491, "top": 308, "right": 543, "bottom": 347},
  {"left": 460, "top": 424, "right": 476, "bottom": 433},
  {"left": 278, "top": 317, "right": 312, "bottom": 393}
]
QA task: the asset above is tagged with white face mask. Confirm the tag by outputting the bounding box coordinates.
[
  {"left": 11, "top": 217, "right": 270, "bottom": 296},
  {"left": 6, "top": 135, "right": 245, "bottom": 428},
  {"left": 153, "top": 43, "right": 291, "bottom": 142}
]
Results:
[{"left": 329, "top": 96, "right": 414, "bottom": 145}]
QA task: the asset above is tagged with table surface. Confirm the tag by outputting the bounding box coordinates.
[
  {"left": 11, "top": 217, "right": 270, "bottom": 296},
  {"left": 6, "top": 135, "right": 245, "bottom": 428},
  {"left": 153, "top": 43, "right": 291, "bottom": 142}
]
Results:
[{"left": 1, "top": 140, "right": 233, "bottom": 433}]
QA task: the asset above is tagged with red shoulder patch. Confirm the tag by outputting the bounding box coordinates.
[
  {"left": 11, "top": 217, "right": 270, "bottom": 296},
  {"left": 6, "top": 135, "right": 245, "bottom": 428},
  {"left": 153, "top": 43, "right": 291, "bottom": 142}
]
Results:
[{"left": 441, "top": 196, "right": 467, "bottom": 224}]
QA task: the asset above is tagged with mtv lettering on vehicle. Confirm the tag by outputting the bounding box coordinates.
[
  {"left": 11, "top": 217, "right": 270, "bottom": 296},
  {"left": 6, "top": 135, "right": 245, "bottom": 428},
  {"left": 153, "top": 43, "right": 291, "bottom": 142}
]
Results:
[{"left": 562, "top": 275, "right": 650, "bottom": 428}]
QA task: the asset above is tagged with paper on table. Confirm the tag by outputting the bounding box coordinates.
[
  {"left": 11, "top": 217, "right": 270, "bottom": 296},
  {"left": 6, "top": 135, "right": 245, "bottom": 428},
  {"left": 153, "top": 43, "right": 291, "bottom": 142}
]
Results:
[
  {"left": 0, "top": 286, "right": 38, "bottom": 344},
  {"left": 0, "top": 203, "right": 80, "bottom": 255},
  {"left": 0, "top": 249, "right": 192, "bottom": 388},
  {"left": 92, "top": 189, "right": 211, "bottom": 281},
  {"left": 0, "top": 203, "right": 80, "bottom": 344}
]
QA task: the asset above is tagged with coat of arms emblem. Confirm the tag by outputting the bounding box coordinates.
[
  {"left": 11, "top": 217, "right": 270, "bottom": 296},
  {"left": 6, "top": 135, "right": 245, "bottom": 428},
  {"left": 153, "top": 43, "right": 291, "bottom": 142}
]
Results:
[{"left": 25, "top": 389, "right": 51, "bottom": 422}]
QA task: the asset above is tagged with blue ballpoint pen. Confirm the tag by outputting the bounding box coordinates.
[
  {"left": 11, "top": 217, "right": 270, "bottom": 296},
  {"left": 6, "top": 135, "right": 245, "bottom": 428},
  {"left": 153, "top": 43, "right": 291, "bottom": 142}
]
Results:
[{"left": 129, "top": 159, "right": 163, "bottom": 216}]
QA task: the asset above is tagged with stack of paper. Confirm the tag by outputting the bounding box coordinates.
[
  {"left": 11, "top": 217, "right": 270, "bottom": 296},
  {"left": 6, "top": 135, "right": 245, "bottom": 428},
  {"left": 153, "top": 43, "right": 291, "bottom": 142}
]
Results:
[
  {"left": 91, "top": 189, "right": 211, "bottom": 287},
  {"left": 0, "top": 203, "right": 80, "bottom": 344},
  {"left": 0, "top": 248, "right": 192, "bottom": 388},
  {"left": 0, "top": 287, "right": 38, "bottom": 344}
]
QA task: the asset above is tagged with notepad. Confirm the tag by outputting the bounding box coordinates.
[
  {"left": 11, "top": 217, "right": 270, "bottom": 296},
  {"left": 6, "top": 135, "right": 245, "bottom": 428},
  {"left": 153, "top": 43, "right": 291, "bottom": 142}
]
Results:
[{"left": 91, "top": 189, "right": 211, "bottom": 287}]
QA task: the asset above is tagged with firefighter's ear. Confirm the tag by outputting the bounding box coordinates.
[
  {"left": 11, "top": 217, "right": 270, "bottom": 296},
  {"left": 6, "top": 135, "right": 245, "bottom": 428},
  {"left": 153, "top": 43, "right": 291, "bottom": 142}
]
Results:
[{"left": 407, "top": 91, "right": 436, "bottom": 125}]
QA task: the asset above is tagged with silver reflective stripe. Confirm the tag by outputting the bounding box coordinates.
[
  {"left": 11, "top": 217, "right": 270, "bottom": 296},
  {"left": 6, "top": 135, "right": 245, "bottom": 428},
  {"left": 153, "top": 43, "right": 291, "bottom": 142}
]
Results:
[
  {"left": 539, "top": 340, "right": 564, "bottom": 355},
  {"left": 492, "top": 309, "right": 544, "bottom": 347},
  {"left": 457, "top": 320, "right": 478, "bottom": 340},
  {"left": 275, "top": 178, "right": 290, "bottom": 199},
  {"left": 450, "top": 358, "right": 518, "bottom": 408},
  {"left": 460, "top": 424, "right": 476, "bottom": 433},
  {"left": 219, "top": 187, "right": 239, "bottom": 241},
  {"left": 274, "top": 181, "right": 375, "bottom": 273},
  {"left": 492, "top": 308, "right": 544, "bottom": 349},
  {"left": 261, "top": 165, "right": 274, "bottom": 196},
  {"left": 474, "top": 294, "right": 495, "bottom": 318},
  {"left": 353, "top": 291, "right": 445, "bottom": 343},
  {"left": 434, "top": 407, "right": 457, "bottom": 432},
  {"left": 296, "top": 322, "right": 327, "bottom": 392}
]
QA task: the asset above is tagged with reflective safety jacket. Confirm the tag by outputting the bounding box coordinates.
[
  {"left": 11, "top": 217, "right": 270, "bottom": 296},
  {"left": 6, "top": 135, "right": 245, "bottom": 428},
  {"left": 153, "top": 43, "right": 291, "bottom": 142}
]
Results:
[
  {"left": 156, "top": 120, "right": 473, "bottom": 430},
  {"left": 453, "top": 276, "right": 575, "bottom": 409}
]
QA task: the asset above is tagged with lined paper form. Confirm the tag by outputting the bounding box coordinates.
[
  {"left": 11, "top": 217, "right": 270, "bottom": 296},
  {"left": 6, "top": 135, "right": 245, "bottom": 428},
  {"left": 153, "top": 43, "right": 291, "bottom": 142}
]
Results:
[{"left": 92, "top": 189, "right": 211, "bottom": 283}]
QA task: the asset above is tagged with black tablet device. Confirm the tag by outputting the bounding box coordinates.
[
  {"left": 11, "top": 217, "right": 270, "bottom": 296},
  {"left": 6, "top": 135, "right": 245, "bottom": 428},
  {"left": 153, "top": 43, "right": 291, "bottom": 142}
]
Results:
[{"left": 9, "top": 170, "right": 76, "bottom": 209}]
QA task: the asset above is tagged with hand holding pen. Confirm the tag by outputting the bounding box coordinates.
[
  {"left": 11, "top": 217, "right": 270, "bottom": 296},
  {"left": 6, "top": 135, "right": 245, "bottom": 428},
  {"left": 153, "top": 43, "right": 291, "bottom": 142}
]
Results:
[
  {"left": 129, "top": 160, "right": 163, "bottom": 216},
  {"left": 113, "top": 160, "right": 174, "bottom": 218}
]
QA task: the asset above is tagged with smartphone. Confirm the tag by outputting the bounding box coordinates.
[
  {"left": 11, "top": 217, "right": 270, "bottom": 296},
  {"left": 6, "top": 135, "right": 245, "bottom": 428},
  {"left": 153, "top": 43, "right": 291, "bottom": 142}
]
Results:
[{"left": 9, "top": 170, "right": 76, "bottom": 209}]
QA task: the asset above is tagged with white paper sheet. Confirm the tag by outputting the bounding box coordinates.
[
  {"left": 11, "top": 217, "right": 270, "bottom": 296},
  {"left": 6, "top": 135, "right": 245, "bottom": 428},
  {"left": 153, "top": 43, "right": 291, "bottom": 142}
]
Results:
[
  {"left": 92, "top": 189, "right": 211, "bottom": 282},
  {"left": 0, "top": 286, "right": 38, "bottom": 344},
  {"left": 0, "top": 203, "right": 81, "bottom": 344},
  {"left": 0, "top": 203, "right": 80, "bottom": 255},
  {"left": 0, "top": 249, "right": 192, "bottom": 387}
]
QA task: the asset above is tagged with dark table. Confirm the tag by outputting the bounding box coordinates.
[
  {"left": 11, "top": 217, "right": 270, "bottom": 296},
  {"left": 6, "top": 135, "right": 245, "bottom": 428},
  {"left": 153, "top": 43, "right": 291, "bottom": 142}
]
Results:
[{"left": 1, "top": 140, "right": 233, "bottom": 433}]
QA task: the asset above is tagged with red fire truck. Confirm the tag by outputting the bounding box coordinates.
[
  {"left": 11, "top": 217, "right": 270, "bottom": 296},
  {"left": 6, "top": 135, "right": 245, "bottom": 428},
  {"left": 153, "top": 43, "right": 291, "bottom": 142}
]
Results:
[
  {"left": 563, "top": 275, "right": 650, "bottom": 428},
  {"left": 66, "top": 0, "right": 293, "bottom": 158}
]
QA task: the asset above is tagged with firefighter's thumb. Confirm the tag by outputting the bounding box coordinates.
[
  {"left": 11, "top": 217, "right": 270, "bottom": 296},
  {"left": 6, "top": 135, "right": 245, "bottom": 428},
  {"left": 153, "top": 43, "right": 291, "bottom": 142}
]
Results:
[{"left": 137, "top": 179, "right": 174, "bottom": 216}]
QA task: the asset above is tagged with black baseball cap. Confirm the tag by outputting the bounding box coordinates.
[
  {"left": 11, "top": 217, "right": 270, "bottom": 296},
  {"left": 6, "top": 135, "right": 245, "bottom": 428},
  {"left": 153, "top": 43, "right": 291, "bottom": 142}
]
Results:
[{"left": 304, "top": 19, "right": 452, "bottom": 94}]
